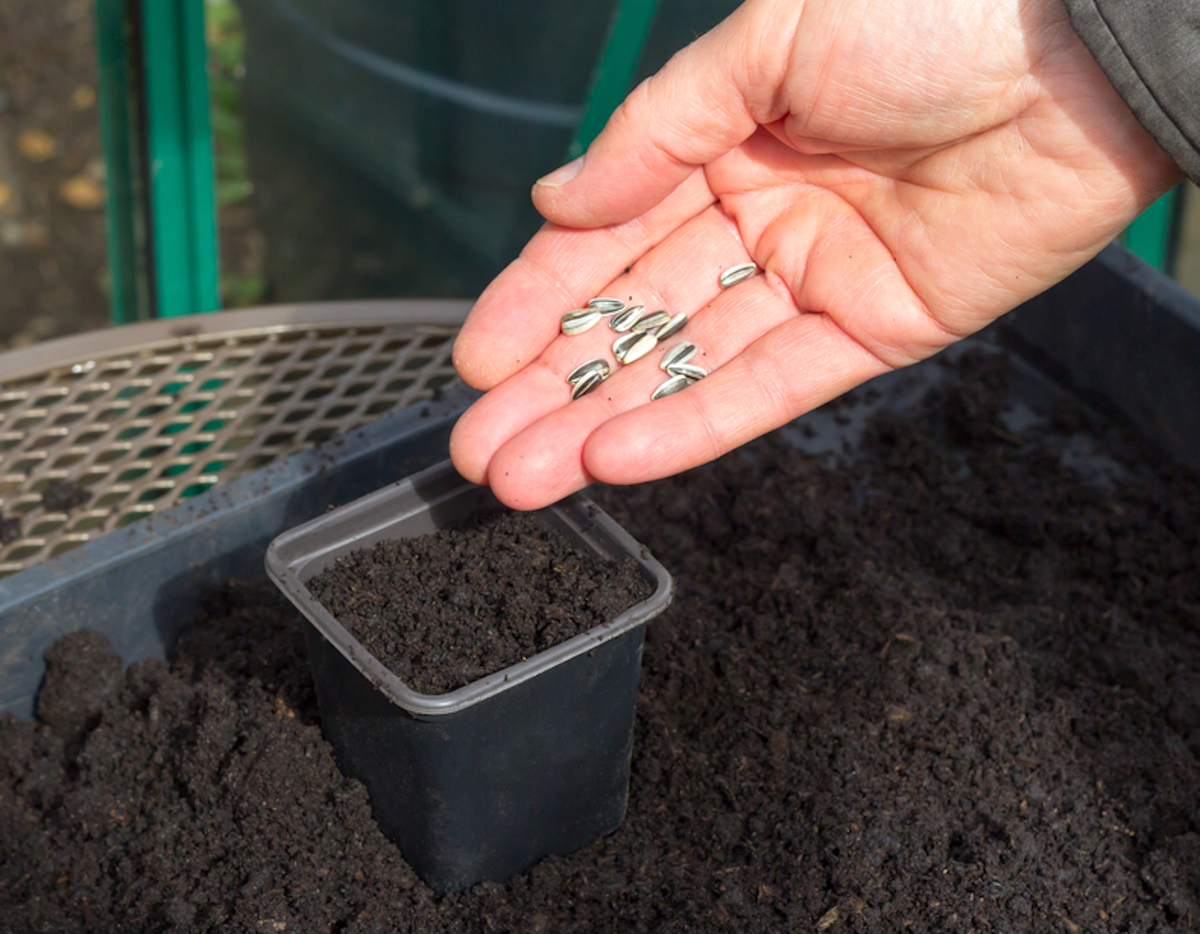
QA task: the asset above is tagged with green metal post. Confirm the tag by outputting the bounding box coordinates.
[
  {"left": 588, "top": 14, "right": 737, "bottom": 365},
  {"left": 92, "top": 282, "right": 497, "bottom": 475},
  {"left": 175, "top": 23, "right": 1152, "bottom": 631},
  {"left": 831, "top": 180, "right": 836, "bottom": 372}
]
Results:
[
  {"left": 1123, "top": 187, "right": 1180, "bottom": 272},
  {"left": 142, "top": 0, "right": 221, "bottom": 317},
  {"left": 94, "top": 0, "right": 151, "bottom": 324},
  {"left": 94, "top": 0, "right": 221, "bottom": 322},
  {"left": 569, "top": 0, "right": 662, "bottom": 160}
]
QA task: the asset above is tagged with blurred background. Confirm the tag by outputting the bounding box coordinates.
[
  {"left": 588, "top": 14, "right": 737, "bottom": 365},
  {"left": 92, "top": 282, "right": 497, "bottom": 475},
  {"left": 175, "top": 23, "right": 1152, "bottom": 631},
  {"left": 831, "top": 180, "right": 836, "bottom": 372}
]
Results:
[{"left": 0, "top": 0, "right": 1197, "bottom": 350}]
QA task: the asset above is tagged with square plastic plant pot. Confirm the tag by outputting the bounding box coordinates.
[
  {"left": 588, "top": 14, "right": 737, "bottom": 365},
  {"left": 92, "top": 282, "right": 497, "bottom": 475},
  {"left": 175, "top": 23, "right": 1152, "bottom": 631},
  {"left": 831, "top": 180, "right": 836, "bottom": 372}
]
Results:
[{"left": 265, "top": 460, "right": 673, "bottom": 893}]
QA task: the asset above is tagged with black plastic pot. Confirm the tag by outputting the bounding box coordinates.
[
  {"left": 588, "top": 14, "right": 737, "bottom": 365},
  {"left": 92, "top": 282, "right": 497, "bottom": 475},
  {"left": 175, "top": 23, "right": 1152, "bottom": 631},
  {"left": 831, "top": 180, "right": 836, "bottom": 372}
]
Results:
[{"left": 264, "top": 460, "right": 673, "bottom": 892}]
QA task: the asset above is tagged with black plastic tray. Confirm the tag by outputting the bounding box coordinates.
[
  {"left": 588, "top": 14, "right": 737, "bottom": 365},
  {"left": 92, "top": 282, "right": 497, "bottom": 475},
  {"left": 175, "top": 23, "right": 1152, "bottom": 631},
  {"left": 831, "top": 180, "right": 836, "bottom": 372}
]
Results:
[
  {"left": 2, "top": 243, "right": 1196, "bottom": 717},
  {"left": 0, "top": 384, "right": 477, "bottom": 719},
  {"left": 1003, "top": 244, "right": 1200, "bottom": 472}
]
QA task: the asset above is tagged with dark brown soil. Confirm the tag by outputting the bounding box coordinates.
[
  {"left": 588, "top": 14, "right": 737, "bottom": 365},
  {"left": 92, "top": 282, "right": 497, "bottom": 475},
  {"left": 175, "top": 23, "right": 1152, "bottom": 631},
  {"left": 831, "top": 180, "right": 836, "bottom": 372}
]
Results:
[
  {"left": 2, "top": 350, "right": 1199, "bottom": 933},
  {"left": 0, "top": 0, "right": 110, "bottom": 349},
  {"left": 32, "top": 629, "right": 122, "bottom": 748},
  {"left": 39, "top": 478, "right": 90, "bottom": 513},
  {"left": 305, "top": 510, "right": 653, "bottom": 695},
  {"left": 0, "top": 514, "right": 19, "bottom": 543}
]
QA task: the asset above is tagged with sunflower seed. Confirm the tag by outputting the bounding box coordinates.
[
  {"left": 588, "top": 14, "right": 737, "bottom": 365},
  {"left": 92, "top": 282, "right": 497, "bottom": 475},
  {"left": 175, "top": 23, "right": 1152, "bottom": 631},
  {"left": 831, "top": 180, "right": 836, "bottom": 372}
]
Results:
[
  {"left": 562, "top": 308, "right": 601, "bottom": 335},
  {"left": 653, "top": 312, "right": 687, "bottom": 341},
  {"left": 651, "top": 376, "right": 691, "bottom": 400},
  {"left": 719, "top": 262, "right": 758, "bottom": 288},
  {"left": 667, "top": 362, "right": 707, "bottom": 381},
  {"left": 660, "top": 342, "right": 696, "bottom": 371},
  {"left": 571, "top": 370, "right": 605, "bottom": 399},
  {"left": 566, "top": 358, "right": 610, "bottom": 386},
  {"left": 609, "top": 304, "right": 646, "bottom": 332},
  {"left": 632, "top": 310, "right": 671, "bottom": 333},
  {"left": 587, "top": 297, "right": 625, "bottom": 314},
  {"left": 613, "top": 332, "right": 643, "bottom": 363},
  {"left": 622, "top": 332, "right": 659, "bottom": 364}
]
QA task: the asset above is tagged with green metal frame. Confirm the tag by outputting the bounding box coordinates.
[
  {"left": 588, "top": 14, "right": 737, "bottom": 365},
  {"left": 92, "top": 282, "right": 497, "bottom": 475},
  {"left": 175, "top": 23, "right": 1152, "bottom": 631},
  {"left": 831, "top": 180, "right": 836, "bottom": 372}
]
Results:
[
  {"left": 1123, "top": 187, "right": 1181, "bottom": 273},
  {"left": 95, "top": 0, "right": 220, "bottom": 323},
  {"left": 94, "top": 0, "right": 149, "bottom": 324},
  {"left": 94, "top": 0, "right": 1184, "bottom": 323},
  {"left": 142, "top": 0, "right": 221, "bottom": 318},
  {"left": 569, "top": 0, "right": 662, "bottom": 160}
]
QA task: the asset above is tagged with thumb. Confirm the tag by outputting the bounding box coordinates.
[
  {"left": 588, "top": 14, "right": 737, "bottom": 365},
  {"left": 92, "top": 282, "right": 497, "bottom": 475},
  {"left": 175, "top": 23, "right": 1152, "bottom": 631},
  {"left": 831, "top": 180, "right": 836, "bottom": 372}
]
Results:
[{"left": 532, "top": 2, "right": 778, "bottom": 229}]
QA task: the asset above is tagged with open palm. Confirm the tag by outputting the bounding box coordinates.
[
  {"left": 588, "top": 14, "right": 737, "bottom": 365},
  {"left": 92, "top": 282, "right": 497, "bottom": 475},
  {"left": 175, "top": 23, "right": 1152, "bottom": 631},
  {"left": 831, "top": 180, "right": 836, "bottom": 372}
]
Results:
[{"left": 450, "top": 0, "right": 1180, "bottom": 509}]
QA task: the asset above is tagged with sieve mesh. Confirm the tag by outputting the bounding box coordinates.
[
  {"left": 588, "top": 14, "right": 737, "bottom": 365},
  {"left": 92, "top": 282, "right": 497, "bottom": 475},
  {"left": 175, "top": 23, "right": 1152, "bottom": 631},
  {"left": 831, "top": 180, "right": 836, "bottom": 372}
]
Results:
[{"left": 0, "top": 309, "right": 465, "bottom": 578}]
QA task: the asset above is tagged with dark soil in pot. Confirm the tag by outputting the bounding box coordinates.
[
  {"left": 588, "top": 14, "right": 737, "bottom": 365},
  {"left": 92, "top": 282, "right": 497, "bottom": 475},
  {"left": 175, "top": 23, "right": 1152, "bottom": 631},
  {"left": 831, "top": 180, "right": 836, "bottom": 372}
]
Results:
[
  {"left": 304, "top": 509, "right": 653, "bottom": 694},
  {"left": 3, "top": 349, "right": 1199, "bottom": 933}
]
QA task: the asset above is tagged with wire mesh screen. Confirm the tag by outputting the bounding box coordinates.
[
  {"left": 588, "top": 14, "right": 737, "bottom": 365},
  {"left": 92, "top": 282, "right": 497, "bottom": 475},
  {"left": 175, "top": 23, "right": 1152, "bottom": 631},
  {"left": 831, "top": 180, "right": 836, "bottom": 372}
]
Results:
[{"left": 0, "top": 320, "right": 462, "bottom": 577}]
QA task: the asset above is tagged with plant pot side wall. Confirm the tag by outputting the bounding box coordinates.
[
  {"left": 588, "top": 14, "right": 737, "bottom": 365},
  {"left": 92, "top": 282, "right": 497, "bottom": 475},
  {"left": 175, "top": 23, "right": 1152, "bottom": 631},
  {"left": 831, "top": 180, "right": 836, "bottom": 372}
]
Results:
[{"left": 304, "top": 616, "right": 645, "bottom": 891}]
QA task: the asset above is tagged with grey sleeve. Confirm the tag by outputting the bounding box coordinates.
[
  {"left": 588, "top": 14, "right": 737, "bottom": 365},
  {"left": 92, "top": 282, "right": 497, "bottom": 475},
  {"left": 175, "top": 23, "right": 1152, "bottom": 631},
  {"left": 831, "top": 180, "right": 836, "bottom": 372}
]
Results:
[{"left": 1061, "top": 0, "right": 1200, "bottom": 184}]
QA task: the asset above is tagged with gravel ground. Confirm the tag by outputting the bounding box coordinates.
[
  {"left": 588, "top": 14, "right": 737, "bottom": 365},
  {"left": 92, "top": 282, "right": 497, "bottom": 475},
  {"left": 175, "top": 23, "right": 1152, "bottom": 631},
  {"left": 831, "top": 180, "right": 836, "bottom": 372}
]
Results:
[
  {"left": 0, "top": 0, "right": 266, "bottom": 351},
  {"left": 0, "top": 0, "right": 110, "bottom": 349}
]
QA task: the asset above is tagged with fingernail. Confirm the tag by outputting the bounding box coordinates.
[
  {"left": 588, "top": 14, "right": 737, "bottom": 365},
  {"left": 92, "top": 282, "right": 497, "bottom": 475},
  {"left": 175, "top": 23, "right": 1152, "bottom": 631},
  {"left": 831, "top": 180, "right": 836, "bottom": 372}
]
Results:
[{"left": 536, "top": 156, "right": 583, "bottom": 188}]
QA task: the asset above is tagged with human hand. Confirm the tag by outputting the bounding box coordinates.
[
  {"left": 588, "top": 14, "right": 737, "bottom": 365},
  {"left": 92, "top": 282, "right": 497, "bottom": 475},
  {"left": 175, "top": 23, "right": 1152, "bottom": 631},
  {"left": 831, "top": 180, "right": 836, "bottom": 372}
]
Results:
[{"left": 450, "top": 0, "right": 1182, "bottom": 509}]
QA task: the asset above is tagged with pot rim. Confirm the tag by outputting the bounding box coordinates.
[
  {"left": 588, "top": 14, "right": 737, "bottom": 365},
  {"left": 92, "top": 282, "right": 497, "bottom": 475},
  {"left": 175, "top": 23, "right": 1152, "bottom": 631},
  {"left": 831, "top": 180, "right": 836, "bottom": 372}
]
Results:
[{"left": 266, "top": 459, "right": 673, "bottom": 716}]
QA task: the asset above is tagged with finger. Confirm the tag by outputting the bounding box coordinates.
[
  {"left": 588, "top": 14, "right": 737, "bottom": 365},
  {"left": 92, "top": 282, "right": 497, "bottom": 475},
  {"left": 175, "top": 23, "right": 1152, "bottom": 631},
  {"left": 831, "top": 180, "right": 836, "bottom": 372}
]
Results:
[
  {"left": 583, "top": 312, "right": 889, "bottom": 487},
  {"left": 452, "top": 169, "right": 715, "bottom": 390},
  {"left": 532, "top": 1, "right": 785, "bottom": 229},
  {"left": 450, "top": 204, "right": 750, "bottom": 488},
  {"left": 481, "top": 273, "right": 803, "bottom": 509}
]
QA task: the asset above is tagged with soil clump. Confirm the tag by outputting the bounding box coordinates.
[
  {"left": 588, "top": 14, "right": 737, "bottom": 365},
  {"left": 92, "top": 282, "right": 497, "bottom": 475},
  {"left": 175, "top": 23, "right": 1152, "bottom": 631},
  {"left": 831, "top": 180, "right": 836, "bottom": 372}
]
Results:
[
  {"left": 305, "top": 509, "right": 652, "bottom": 694},
  {"left": 0, "top": 514, "right": 20, "bottom": 544},
  {"left": 40, "top": 478, "right": 91, "bottom": 513},
  {"left": 2, "top": 350, "right": 1199, "bottom": 932}
]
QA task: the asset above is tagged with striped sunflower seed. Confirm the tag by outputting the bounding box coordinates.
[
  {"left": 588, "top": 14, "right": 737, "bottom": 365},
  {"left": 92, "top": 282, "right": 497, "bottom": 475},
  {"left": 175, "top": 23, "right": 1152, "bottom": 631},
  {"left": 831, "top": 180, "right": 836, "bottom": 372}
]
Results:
[
  {"left": 719, "top": 262, "right": 758, "bottom": 288},
  {"left": 561, "top": 307, "right": 601, "bottom": 335},
  {"left": 653, "top": 312, "right": 687, "bottom": 342},
  {"left": 566, "top": 358, "right": 610, "bottom": 386},
  {"left": 660, "top": 342, "right": 696, "bottom": 371},
  {"left": 651, "top": 376, "right": 691, "bottom": 400},
  {"left": 609, "top": 304, "right": 646, "bottom": 332},
  {"left": 613, "top": 332, "right": 643, "bottom": 363},
  {"left": 622, "top": 332, "right": 659, "bottom": 364},
  {"left": 588, "top": 297, "right": 625, "bottom": 314},
  {"left": 667, "top": 362, "right": 707, "bottom": 381},
  {"left": 632, "top": 310, "right": 671, "bottom": 333},
  {"left": 571, "top": 370, "right": 605, "bottom": 399}
]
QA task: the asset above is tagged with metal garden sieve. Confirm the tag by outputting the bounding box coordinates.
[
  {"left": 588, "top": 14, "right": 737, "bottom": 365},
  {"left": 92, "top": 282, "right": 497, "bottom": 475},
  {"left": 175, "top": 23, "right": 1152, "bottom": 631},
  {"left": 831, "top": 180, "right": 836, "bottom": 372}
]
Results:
[{"left": 0, "top": 300, "right": 468, "bottom": 579}]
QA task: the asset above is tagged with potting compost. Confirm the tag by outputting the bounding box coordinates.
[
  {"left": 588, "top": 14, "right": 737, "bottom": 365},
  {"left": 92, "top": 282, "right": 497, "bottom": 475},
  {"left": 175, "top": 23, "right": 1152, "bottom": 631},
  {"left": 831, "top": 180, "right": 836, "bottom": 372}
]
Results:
[
  {"left": 304, "top": 509, "right": 653, "bottom": 695},
  {"left": 2, "top": 349, "right": 1199, "bottom": 932},
  {"left": 38, "top": 479, "right": 92, "bottom": 514}
]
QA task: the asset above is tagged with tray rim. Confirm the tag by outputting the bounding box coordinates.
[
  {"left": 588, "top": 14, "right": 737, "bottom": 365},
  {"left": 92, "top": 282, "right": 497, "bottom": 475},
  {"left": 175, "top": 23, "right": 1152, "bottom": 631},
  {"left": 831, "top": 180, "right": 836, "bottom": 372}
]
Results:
[{"left": 0, "top": 299, "right": 473, "bottom": 385}]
